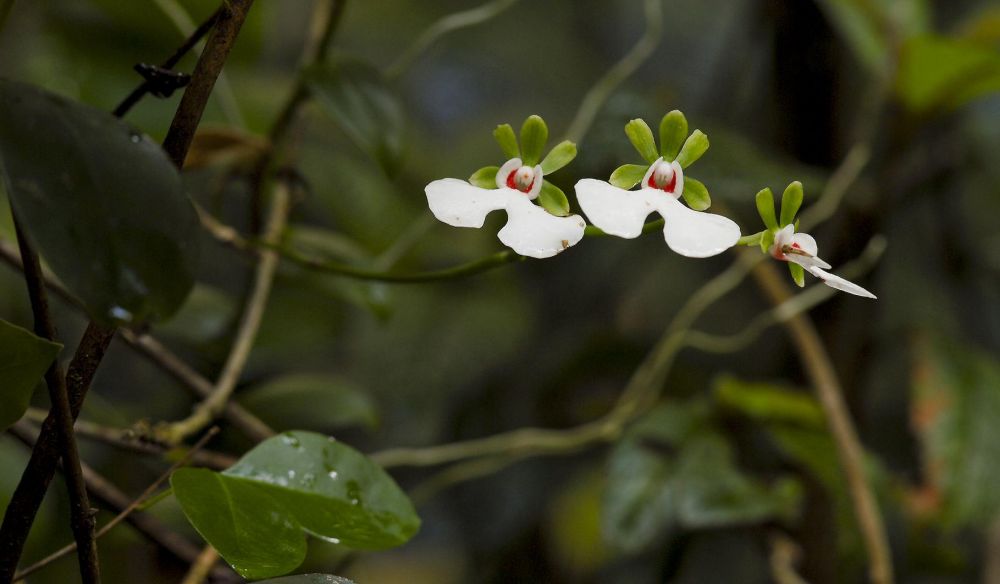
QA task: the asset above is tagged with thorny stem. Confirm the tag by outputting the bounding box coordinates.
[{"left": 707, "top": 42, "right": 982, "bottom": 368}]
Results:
[
  {"left": 7, "top": 217, "right": 100, "bottom": 584},
  {"left": 12, "top": 428, "right": 222, "bottom": 582}
]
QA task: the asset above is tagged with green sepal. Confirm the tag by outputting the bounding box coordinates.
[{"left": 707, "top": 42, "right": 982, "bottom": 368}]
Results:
[
  {"left": 624, "top": 119, "right": 660, "bottom": 164},
  {"left": 788, "top": 262, "right": 805, "bottom": 287},
  {"left": 780, "top": 181, "right": 804, "bottom": 227},
  {"left": 659, "top": 110, "right": 688, "bottom": 161},
  {"left": 682, "top": 177, "right": 711, "bottom": 211},
  {"left": 493, "top": 124, "right": 520, "bottom": 159},
  {"left": 675, "top": 130, "right": 709, "bottom": 168},
  {"left": 519, "top": 115, "right": 548, "bottom": 166},
  {"left": 760, "top": 229, "right": 776, "bottom": 254},
  {"left": 755, "top": 188, "right": 778, "bottom": 230},
  {"left": 609, "top": 164, "right": 648, "bottom": 189},
  {"left": 469, "top": 166, "right": 500, "bottom": 189},
  {"left": 737, "top": 231, "right": 765, "bottom": 247},
  {"left": 540, "top": 140, "right": 577, "bottom": 175},
  {"left": 538, "top": 181, "right": 570, "bottom": 217}
]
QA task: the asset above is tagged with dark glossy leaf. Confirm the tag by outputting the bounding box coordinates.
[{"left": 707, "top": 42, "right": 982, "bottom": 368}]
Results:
[
  {"left": 609, "top": 164, "right": 647, "bottom": 190},
  {"left": 675, "top": 130, "right": 709, "bottom": 168},
  {"left": 540, "top": 140, "right": 577, "bottom": 175},
  {"left": 624, "top": 119, "right": 659, "bottom": 164},
  {"left": 519, "top": 115, "right": 548, "bottom": 167},
  {"left": 682, "top": 177, "right": 711, "bottom": 211},
  {"left": 238, "top": 374, "right": 379, "bottom": 432},
  {"left": 492, "top": 124, "right": 520, "bottom": 159},
  {"left": 0, "top": 319, "right": 62, "bottom": 431},
  {"left": 305, "top": 60, "right": 405, "bottom": 174},
  {"left": 256, "top": 576, "right": 356, "bottom": 584},
  {"left": 0, "top": 78, "right": 199, "bottom": 325},
  {"left": 173, "top": 431, "right": 419, "bottom": 578},
  {"left": 468, "top": 166, "right": 500, "bottom": 189},
  {"left": 658, "top": 110, "right": 688, "bottom": 161},
  {"left": 538, "top": 181, "right": 570, "bottom": 217}
]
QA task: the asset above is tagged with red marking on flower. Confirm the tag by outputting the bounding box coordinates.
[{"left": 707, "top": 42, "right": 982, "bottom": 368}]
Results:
[
  {"left": 506, "top": 170, "right": 534, "bottom": 194},
  {"left": 791, "top": 242, "right": 801, "bottom": 249},
  {"left": 647, "top": 172, "right": 677, "bottom": 193}
]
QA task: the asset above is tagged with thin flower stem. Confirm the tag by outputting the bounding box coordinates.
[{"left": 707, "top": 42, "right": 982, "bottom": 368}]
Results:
[
  {"left": 12, "top": 429, "right": 222, "bottom": 582},
  {"left": 565, "top": 0, "right": 664, "bottom": 143},
  {"left": 179, "top": 546, "right": 221, "bottom": 584},
  {"left": 384, "top": 0, "right": 520, "bottom": 79}
]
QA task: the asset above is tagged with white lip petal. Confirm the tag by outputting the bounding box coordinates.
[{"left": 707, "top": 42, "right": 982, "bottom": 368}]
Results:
[
  {"left": 807, "top": 266, "right": 877, "bottom": 299},
  {"left": 773, "top": 224, "right": 795, "bottom": 248},
  {"left": 658, "top": 197, "right": 741, "bottom": 258},
  {"left": 790, "top": 232, "right": 820, "bottom": 258},
  {"left": 496, "top": 158, "right": 522, "bottom": 189},
  {"left": 640, "top": 157, "right": 664, "bottom": 188},
  {"left": 497, "top": 195, "right": 586, "bottom": 258},
  {"left": 785, "top": 251, "right": 833, "bottom": 271},
  {"left": 425, "top": 178, "right": 510, "bottom": 228},
  {"left": 526, "top": 164, "right": 544, "bottom": 200},
  {"left": 670, "top": 160, "right": 684, "bottom": 196},
  {"left": 575, "top": 178, "right": 661, "bottom": 239}
]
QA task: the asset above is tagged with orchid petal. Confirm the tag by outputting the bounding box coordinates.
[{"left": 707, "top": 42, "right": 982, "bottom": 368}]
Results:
[
  {"left": 496, "top": 158, "right": 521, "bottom": 189},
  {"left": 526, "top": 164, "right": 544, "bottom": 200},
  {"left": 575, "top": 179, "right": 661, "bottom": 238},
  {"left": 640, "top": 157, "right": 664, "bottom": 188},
  {"left": 425, "top": 179, "right": 510, "bottom": 228},
  {"left": 497, "top": 194, "right": 586, "bottom": 258},
  {"left": 658, "top": 196, "right": 741, "bottom": 258},
  {"left": 785, "top": 253, "right": 833, "bottom": 272},
  {"left": 807, "top": 266, "right": 877, "bottom": 299},
  {"left": 789, "top": 232, "right": 819, "bottom": 257}
]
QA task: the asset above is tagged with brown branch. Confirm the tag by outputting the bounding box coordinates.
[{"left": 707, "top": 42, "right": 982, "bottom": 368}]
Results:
[
  {"left": 162, "top": 0, "right": 256, "bottom": 167},
  {"left": 7, "top": 217, "right": 101, "bottom": 583},
  {"left": 179, "top": 546, "right": 220, "bottom": 584},
  {"left": 12, "top": 428, "right": 222, "bottom": 582},
  {"left": 749, "top": 258, "right": 893, "bottom": 584}
]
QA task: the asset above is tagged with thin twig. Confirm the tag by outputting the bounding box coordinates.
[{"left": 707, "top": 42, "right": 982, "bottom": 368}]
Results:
[
  {"left": 13, "top": 429, "right": 221, "bottom": 582},
  {"left": 179, "top": 546, "right": 220, "bottom": 584},
  {"left": 565, "top": 0, "right": 664, "bottom": 143},
  {"left": 384, "top": 0, "right": 520, "bottom": 79},
  {"left": 10, "top": 216, "right": 101, "bottom": 583},
  {"left": 749, "top": 261, "right": 893, "bottom": 584}
]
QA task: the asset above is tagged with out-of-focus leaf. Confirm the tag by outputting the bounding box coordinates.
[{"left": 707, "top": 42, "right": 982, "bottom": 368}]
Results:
[
  {"left": 172, "top": 431, "right": 419, "bottom": 579},
  {"left": 713, "top": 376, "right": 825, "bottom": 428},
  {"left": 155, "top": 284, "right": 237, "bottom": 345},
  {"left": 256, "top": 576, "right": 355, "bottom": 584},
  {"left": 540, "top": 140, "right": 577, "bottom": 175},
  {"left": 959, "top": 6, "right": 1000, "bottom": 46},
  {"left": 675, "top": 130, "right": 709, "bottom": 169},
  {"left": 682, "top": 177, "right": 711, "bottom": 211},
  {"left": 0, "top": 79, "right": 199, "bottom": 325},
  {"left": 519, "top": 115, "right": 548, "bottom": 167},
  {"left": 238, "top": 374, "right": 379, "bottom": 432},
  {"left": 0, "top": 319, "right": 62, "bottom": 431},
  {"left": 912, "top": 336, "right": 1000, "bottom": 525},
  {"left": 624, "top": 119, "right": 659, "bottom": 164},
  {"left": 545, "top": 472, "right": 608, "bottom": 578},
  {"left": 659, "top": 110, "right": 688, "bottom": 161},
  {"left": 183, "top": 126, "right": 267, "bottom": 170},
  {"left": 896, "top": 35, "right": 1000, "bottom": 115},
  {"left": 815, "top": 0, "right": 890, "bottom": 72},
  {"left": 305, "top": 60, "right": 405, "bottom": 174},
  {"left": 538, "top": 181, "right": 570, "bottom": 217},
  {"left": 609, "top": 164, "right": 647, "bottom": 190},
  {"left": 469, "top": 166, "right": 500, "bottom": 189}
]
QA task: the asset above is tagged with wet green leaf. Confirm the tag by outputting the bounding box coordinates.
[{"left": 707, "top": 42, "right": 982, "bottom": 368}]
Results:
[
  {"left": 0, "top": 79, "right": 199, "bottom": 325},
  {"left": 624, "top": 119, "right": 659, "bottom": 164},
  {"left": 469, "top": 165, "right": 500, "bottom": 189},
  {"left": 779, "top": 181, "right": 803, "bottom": 226},
  {"left": 682, "top": 177, "right": 711, "bottom": 211},
  {"left": 675, "top": 130, "right": 709, "bottom": 168},
  {"left": 609, "top": 164, "right": 647, "bottom": 190},
  {"left": 492, "top": 124, "right": 520, "bottom": 160},
  {"left": 755, "top": 188, "right": 778, "bottom": 230},
  {"left": 538, "top": 181, "right": 570, "bottom": 217},
  {"left": 173, "top": 431, "right": 419, "bottom": 579},
  {"left": 305, "top": 59, "right": 405, "bottom": 174},
  {"left": 238, "top": 374, "right": 379, "bottom": 432},
  {"left": 658, "top": 110, "right": 688, "bottom": 161},
  {"left": 0, "top": 319, "right": 62, "bottom": 431},
  {"left": 519, "top": 115, "right": 548, "bottom": 166},
  {"left": 540, "top": 140, "right": 577, "bottom": 175}
]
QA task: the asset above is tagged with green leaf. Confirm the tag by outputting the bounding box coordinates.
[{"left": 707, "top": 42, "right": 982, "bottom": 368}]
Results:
[
  {"left": 519, "top": 115, "right": 548, "bottom": 166},
  {"left": 173, "top": 431, "right": 419, "bottom": 579},
  {"left": 0, "top": 319, "right": 62, "bottom": 431},
  {"left": 713, "top": 375, "right": 825, "bottom": 428},
  {"left": 538, "top": 181, "right": 570, "bottom": 217},
  {"left": 540, "top": 140, "right": 577, "bottom": 175},
  {"left": 896, "top": 35, "right": 1000, "bottom": 115},
  {"left": 468, "top": 166, "right": 500, "bottom": 189},
  {"left": 789, "top": 262, "right": 805, "bottom": 287},
  {"left": 624, "top": 119, "right": 659, "bottom": 164},
  {"left": 256, "top": 576, "right": 356, "bottom": 584},
  {"left": 304, "top": 59, "right": 405, "bottom": 174},
  {"left": 675, "top": 130, "right": 709, "bottom": 168},
  {"left": 492, "top": 124, "right": 520, "bottom": 159},
  {"left": 760, "top": 229, "right": 776, "bottom": 254},
  {"left": 755, "top": 188, "right": 778, "bottom": 230},
  {"left": 779, "top": 181, "right": 804, "bottom": 227},
  {"left": 238, "top": 374, "right": 379, "bottom": 432},
  {"left": 682, "top": 177, "right": 711, "bottom": 211},
  {"left": 609, "top": 164, "right": 648, "bottom": 190},
  {"left": 658, "top": 110, "right": 688, "bottom": 161},
  {"left": 0, "top": 79, "right": 199, "bottom": 325}
]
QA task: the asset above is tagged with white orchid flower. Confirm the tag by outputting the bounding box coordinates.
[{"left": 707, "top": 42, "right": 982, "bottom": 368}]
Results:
[
  {"left": 769, "top": 224, "right": 876, "bottom": 299},
  {"left": 425, "top": 157, "right": 586, "bottom": 259},
  {"left": 575, "top": 156, "right": 740, "bottom": 257}
]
